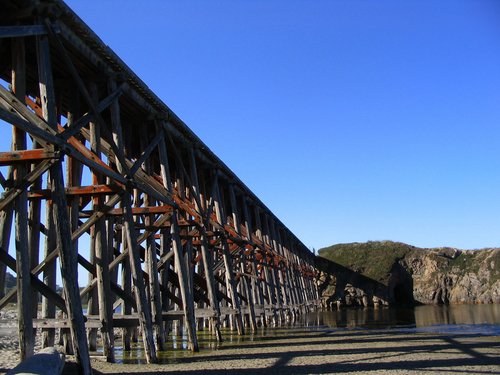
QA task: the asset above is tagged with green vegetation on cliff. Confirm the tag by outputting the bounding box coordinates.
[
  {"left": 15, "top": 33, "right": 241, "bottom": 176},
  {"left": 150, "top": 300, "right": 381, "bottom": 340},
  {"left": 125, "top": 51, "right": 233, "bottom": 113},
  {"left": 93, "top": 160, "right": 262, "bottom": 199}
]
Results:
[
  {"left": 318, "top": 241, "right": 417, "bottom": 284},
  {"left": 318, "top": 241, "right": 500, "bottom": 304}
]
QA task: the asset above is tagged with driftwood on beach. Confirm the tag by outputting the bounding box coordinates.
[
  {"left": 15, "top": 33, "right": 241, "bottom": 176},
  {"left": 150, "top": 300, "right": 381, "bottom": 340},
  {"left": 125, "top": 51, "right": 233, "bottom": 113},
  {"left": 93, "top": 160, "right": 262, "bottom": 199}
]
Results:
[{"left": 0, "top": 1, "right": 321, "bottom": 374}]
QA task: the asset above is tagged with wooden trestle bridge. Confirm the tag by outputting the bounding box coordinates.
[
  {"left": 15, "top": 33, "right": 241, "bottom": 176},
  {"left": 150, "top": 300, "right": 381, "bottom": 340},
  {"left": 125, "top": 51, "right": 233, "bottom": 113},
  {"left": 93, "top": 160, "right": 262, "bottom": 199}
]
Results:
[{"left": 0, "top": 1, "right": 320, "bottom": 373}]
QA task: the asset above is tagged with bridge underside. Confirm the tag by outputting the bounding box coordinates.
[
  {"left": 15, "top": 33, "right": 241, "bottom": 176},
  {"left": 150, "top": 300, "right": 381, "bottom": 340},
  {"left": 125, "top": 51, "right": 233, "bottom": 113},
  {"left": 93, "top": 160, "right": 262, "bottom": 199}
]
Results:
[{"left": 0, "top": 1, "right": 319, "bottom": 373}]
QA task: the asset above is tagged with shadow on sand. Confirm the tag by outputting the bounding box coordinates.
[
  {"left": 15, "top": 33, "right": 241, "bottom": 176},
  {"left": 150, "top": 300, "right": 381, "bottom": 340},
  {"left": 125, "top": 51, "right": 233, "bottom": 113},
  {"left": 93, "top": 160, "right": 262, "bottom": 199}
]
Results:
[{"left": 62, "top": 329, "right": 499, "bottom": 374}]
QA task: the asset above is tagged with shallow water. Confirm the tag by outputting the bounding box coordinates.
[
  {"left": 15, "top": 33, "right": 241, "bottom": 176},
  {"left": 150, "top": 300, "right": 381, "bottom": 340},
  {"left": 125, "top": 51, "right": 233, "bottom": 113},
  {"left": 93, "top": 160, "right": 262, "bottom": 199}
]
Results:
[
  {"left": 305, "top": 304, "right": 500, "bottom": 335},
  {"left": 307, "top": 304, "right": 500, "bottom": 329},
  {"left": 115, "top": 304, "right": 500, "bottom": 363}
]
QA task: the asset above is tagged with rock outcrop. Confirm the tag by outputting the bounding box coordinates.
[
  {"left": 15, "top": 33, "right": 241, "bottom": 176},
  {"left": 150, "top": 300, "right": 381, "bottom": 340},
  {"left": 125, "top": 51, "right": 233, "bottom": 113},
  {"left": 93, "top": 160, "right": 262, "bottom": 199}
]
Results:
[
  {"left": 317, "top": 241, "right": 500, "bottom": 306},
  {"left": 405, "top": 247, "right": 500, "bottom": 304}
]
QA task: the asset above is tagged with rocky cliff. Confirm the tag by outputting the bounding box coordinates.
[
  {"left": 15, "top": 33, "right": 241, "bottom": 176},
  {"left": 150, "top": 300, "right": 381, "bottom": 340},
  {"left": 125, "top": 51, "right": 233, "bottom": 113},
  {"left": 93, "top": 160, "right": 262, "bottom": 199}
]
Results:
[{"left": 318, "top": 241, "right": 500, "bottom": 306}]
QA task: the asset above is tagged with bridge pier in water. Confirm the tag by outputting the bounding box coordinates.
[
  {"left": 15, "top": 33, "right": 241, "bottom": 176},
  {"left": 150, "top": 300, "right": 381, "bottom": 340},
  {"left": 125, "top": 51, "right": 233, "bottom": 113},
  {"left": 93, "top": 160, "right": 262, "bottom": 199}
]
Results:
[{"left": 0, "top": 1, "right": 320, "bottom": 373}]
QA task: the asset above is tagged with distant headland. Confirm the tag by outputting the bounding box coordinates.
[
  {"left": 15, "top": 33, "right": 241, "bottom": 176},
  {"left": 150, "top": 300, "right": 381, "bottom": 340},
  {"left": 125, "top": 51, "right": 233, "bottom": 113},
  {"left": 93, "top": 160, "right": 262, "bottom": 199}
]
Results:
[{"left": 316, "top": 241, "right": 500, "bottom": 307}]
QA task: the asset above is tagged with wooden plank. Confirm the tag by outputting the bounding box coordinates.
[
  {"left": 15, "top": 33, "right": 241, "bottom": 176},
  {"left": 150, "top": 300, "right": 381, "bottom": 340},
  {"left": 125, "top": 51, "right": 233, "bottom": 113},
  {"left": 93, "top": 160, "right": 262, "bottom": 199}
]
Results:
[
  {"left": 33, "top": 319, "right": 101, "bottom": 329},
  {"left": 0, "top": 149, "right": 59, "bottom": 166},
  {"left": 28, "top": 184, "right": 118, "bottom": 199},
  {"left": 103, "top": 205, "right": 172, "bottom": 216},
  {"left": 0, "top": 24, "right": 60, "bottom": 38}
]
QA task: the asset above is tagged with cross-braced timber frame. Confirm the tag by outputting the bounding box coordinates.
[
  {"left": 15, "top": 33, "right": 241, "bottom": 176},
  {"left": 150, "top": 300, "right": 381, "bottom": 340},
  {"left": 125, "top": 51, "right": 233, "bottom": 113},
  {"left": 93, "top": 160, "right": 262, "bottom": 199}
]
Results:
[{"left": 0, "top": 1, "right": 320, "bottom": 373}]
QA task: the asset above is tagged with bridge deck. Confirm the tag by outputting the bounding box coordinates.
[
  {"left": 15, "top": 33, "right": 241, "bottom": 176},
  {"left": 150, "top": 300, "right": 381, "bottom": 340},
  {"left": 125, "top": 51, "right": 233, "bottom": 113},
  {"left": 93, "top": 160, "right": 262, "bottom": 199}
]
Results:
[{"left": 0, "top": 1, "right": 319, "bottom": 373}]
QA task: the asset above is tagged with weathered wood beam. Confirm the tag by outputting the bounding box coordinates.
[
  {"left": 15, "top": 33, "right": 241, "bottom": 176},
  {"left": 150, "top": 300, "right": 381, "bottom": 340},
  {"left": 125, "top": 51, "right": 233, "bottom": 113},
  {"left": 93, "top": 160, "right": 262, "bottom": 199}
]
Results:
[
  {"left": 44, "top": 20, "right": 130, "bottom": 175},
  {"left": 88, "top": 84, "right": 115, "bottom": 362},
  {"left": 0, "top": 149, "right": 59, "bottom": 166},
  {"left": 0, "top": 159, "right": 54, "bottom": 211},
  {"left": 59, "top": 82, "right": 127, "bottom": 141},
  {"left": 28, "top": 184, "right": 118, "bottom": 199},
  {"left": 139, "top": 131, "right": 165, "bottom": 351},
  {"left": 12, "top": 36, "right": 34, "bottom": 360},
  {"left": 107, "top": 77, "right": 157, "bottom": 363},
  {"left": 36, "top": 29, "right": 91, "bottom": 375},
  {"left": 0, "top": 88, "right": 126, "bottom": 184},
  {"left": 214, "top": 178, "right": 244, "bottom": 335},
  {"left": 0, "top": 246, "right": 66, "bottom": 312},
  {"left": 158, "top": 134, "right": 199, "bottom": 351},
  {"left": 0, "top": 24, "right": 60, "bottom": 38}
]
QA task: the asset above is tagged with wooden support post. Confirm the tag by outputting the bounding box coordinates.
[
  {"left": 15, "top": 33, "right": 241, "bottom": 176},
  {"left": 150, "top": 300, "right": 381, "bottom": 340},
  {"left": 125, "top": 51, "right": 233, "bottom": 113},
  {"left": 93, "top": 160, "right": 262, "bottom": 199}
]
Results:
[
  {"left": 228, "top": 185, "right": 257, "bottom": 332},
  {"left": 263, "top": 215, "right": 284, "bottom": 322},
  {"left": 159, "top": 229, "right": 171, "bottom": 334},
  {"left": 120, "top": 231, "right": 132, "bottom": 351},
  {"left": 65, "top": 111, "right": 81, "bottom": 354},
  {"left": 12, "top": 36, "right": 34, "bottom": 360},
  {"left": 296, "top": 253, "right": 309, "bottom": 304},
  {"left": 157, "top": 132, "right": 198, "bottom": 351},
  {"left": 214, "top": 179, "right": 244, "bottom": 335},
  {"left": 242, "top": 199, "right": 266, "bottom": 325},
  {"left": 122, "top": 193, "right": 158, "bottom": 362},
  {"left": 171, "top": 215, "right": 198, "bottom": 350},
  {"left": 0, "top": 194, "right": 13, "bottom": 300},
  {"left": 36, "top": 33, "right": 56, "bottom": 349},
  {"left": 270, "top": 222, "right": 290, "bottom": 311},
  {"left": 86, "top": 88, "right": 98, "bottom": 352},
  {"left": 108, "top": 79, "right": 157, "bottom": 363},
  {"left": 141, "top": 135, "right": 165, "bottom": 352},
  {"left": 41, "top": 196, "right": 56, "bottom": 348},
  {"left": 253, "top": 207, "right": 277, "bottom": 323},
  {"left": 199, "top": 235, "right": 222, "bottom": 341},
  {"left": 28, "top": 154, "right": 42, "bottom": 338},
  {"left": 36, "top": 29, "right": 91, "bottom": 375},
  {"left": 284, "top": 237, "right": 301, "bottom": 311},
  {"left": 88, "top": 83, "right": 114, "bottom": 362},
  {"left": 188, "top": 148, "right": 222, "bottom": 341}
]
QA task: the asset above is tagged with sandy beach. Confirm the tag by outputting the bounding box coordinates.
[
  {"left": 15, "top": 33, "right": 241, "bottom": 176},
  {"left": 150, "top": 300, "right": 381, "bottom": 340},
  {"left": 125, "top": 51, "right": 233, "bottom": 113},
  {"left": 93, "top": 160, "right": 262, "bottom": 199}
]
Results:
[{"left": 1, "top": 323, "right": 498, "bottom": 375}]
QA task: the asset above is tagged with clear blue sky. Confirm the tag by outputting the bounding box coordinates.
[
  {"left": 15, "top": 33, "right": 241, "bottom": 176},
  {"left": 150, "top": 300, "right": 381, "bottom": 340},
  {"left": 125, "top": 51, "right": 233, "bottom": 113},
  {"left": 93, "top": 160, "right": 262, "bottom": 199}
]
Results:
[{"left": 15, "top": 0, "right": 500, "bottom": 251}]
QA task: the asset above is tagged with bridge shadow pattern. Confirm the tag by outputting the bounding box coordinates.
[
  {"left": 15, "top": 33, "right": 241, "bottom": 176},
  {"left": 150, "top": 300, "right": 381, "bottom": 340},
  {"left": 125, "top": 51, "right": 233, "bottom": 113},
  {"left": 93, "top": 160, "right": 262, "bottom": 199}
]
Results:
[{"left": 63, "top": 329, "right": 500, "bottom": 374}]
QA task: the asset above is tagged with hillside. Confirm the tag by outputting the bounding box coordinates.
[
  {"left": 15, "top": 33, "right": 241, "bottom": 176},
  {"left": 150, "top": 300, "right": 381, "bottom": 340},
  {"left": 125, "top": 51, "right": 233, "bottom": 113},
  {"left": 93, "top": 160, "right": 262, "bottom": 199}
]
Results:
[
  {"left": 318, "top": 241, "right": 417, "bottom": 284},
  {"left": 317, "top": 241, "right": 500, "bottom": 305}
]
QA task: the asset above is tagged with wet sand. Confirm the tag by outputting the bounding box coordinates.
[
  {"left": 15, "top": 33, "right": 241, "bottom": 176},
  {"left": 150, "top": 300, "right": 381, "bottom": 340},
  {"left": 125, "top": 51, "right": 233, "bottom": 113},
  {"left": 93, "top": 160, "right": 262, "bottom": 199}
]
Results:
[{"left": 1, "top": 324, "right": 499, "bottom": 374}]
